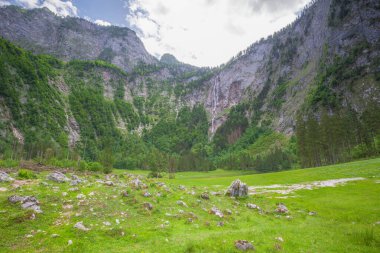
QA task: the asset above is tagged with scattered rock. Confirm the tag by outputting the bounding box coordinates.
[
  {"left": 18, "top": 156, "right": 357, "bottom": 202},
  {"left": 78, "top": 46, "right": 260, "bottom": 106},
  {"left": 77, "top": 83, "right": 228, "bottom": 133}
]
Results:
[
  {"left": 226, "top": 179, "right": 248, "bottom": 197},
  {"left": 103, "top": 221, "right": 111, "bottom": 226},
  {"left": 277, "top": 203, "right": 289, "bottom": 213},
  {"left": 176, "top": 200, "right": 188, "bottom": 207},
  {"left": 247, "top": 203, "right": 260, "bottom": 210},
  {"left": 156, "top": 182, "right": 166, "bottom": 187},
  {"left": 235, "top": 240, "right": 254, "bottom": 251},
  {"left": 225, "top": 209, "right": 232, "bottom": 215},
  {"left": 143, "top": 192, "right": 151, "bottom": 197},
  {"left": 40, "top": 182, "right": 49, "bottom": 186},
  {"left": 8, "top": 195, "right": 42, "bottom": 213},
  {"left": 275, "top": 237, "right": 284, "bottom": 242},
  {"left": 68, "top": 240, "right": 73, "bottom": 245},
  {"left": 25, "top": 234, "right": 33, "bottom": 238},
  {"left": 209, "top": 206, "right": 224, "bottom": 218},
  {"left": 62, "top": 192, "right": 68, "bottom": 197},
  {"left": 210, "top": 191, "right": 222, "bottom": 196},
  {"left": 121, "top": 191, "right": 129, "bottom": 197},
  {"left": 70, "top": 175, "right": 83, "bottom": 186},
  {"left": 74, "top": 221, "right": 90, "bottom": 231},
  {"left": 0, "top": 187, "right": 8, "bottom": 192},
  {"left": 51, "top": 234, "right": 59, "bottom": 238},
  {"left": 200, "top": 192, "right": 209, "bottom": 200},
  {"left": 308, "top": 211, "right": 317, "bottom": 216},
  {"left": 130, "top": 178, "right": 147, "bottom": 189},
  {"left": 217, "top": 221, "right": 224, "bottom": 227},
  {"left": 88, "top": 192, "right": 95, "bottom": 196},
  {"left": 178, "top": 185, "right": 186, "bottom": 190},
  {"left": 76, "top": 194, "right": 86, "bottom": 199},
  {"left": 69, "top": 187, "right": 79, "bottom": 192},
  {"left": 187, "top": 218, "right": 193, "bottom": 223},
  {"left": 63, "top": 204, "right": 73, "bottom": 209},
  {"left": 116, "top": 219, "right": 120, "bottom": 225},
  {"left": 0, "top": 171, "right": 14, "bottom": 182},
  {"left": 143, "top": 202, "right": 153, "bottom": 210},
  {"left": 47, "top": 172, "right": 69, "bottom": 183},
  {"left": 104, "top": 181, "right": 114, "bottom": 186}
]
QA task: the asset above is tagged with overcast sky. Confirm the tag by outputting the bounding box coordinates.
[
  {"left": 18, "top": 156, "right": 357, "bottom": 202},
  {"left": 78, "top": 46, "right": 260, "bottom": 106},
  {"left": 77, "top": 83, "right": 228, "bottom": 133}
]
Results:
[{"left": 1, "top": 0, "right": 311, "bottom": 67}]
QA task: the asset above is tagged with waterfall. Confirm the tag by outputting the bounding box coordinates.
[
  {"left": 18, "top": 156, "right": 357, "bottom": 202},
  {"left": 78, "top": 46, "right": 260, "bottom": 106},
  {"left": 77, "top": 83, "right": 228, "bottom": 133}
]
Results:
[{"left": 211, "top": 76, "right": 219, "bottom": 135}]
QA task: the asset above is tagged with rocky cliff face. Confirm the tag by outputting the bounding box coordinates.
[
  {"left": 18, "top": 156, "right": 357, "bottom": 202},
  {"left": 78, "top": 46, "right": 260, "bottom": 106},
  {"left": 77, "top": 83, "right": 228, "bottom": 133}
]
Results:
[
  {"left": 187, "top": 0, "right": 380, "bottom": 135},
  {"left": 0, "top": 0, "right": 379, "bottom": 139},
  {"left": 0, "top": 5, "right": 157, "bottom": 72}
]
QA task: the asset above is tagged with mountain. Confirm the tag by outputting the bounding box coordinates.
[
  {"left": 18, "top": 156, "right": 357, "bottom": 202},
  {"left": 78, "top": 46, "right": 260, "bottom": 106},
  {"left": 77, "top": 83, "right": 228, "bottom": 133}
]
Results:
[
  {"left": 0, "top": 5, "right": 157, "bottom": 72},
  {"left": 0, "top": 0, "right": 379, "bottom": 171}
]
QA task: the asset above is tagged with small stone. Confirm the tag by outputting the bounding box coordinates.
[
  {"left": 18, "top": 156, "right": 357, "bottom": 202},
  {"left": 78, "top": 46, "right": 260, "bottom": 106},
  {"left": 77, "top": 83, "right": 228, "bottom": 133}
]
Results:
[
  {"left": 187, "top": 218, "right": 193, "bottom": 223},
  {"left": 69, "top": 187, "right": 79, "bottom": 192},
  {"left": 121, "top": 191, "right": 129, "bottom": 197},
  {"left": 89, "top": 192, "right": 95, "bottom": 196},
  {"left": 116, "top": 219, "right": 120, "bottom": 225},
  {"left": 176, "top": 200, "right": 188, "bottom": 207},
  {"left": 235, "top": 240, "right": 254, "bottom": 251},
  {"left": 217, "top": 221, "right": 224, "bottom": 227},
  {"left": 62, "top": 192, "right": 68, "bottom": 197},
  {"left": 200, "top": 192, "right": 209, "bottom": 200},
  {"left": 178, "top": 185, "right": 186, "bottom": 190},
  {"left": 68, "top": 240, "right": 73, "bottom": 245},
  {"left": 247, "top": 203, "right": 260, "bottom": 210},
  {"left": 76, "top": 194, "right": 85, "bottom": 199},
  {"left": 104, "top": 181, "right": 114, "bottom": 186},
  {"left": 51, "top": 234, "right": 59, "bottom": 238},
  {"left": 25, "top": 234, "right": 33, "bottom": 238},
  {"left": 225, "top": 209, "right": 232, "bottom": 215},
  {"left": 209, "top": 206, "right": 224, "bottom": 218},
  {"left": 143, "top": 202, "right": 153, "bottom": 210},
  {"left": 143, "top": 192, "right": 151, "bottom": 197},
  {"left": 103, "top": 221, "right": 111, "bottom": 226},
  {"left": 275, "top": 237, "right": 284, "bottom": 242},
  {"left": 277, "top": 203, "right": 289, "bottom": 213},
  {"left": 74, "top": 221, "right": 90, "bottom": 231},
  {"left": 308, "top": 211, "right": 317, "bottom": 216}
]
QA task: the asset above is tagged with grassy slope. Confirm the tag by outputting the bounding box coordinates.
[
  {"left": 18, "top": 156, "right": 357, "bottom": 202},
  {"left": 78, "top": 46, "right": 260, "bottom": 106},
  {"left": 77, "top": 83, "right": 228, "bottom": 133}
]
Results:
[{"left": 0, "top": 158, "right": 379, "bottom": 252}]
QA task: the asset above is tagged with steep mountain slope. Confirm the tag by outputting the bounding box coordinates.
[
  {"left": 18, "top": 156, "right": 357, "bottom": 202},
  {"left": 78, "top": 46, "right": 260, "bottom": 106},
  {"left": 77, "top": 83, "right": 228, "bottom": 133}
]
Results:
[
  {"left": 0, "top": 5, "right": 157, "bottom": 72},
  {"left": 182, "top": 0, "right": 380, "bottom": 135},
  {"left": 0, "top": 0, "right": 379, "bottom": 170}
]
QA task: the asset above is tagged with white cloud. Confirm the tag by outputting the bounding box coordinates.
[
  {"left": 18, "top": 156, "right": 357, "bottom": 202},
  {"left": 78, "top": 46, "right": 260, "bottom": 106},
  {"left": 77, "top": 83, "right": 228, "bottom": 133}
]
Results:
[
  {"left": 126, "top": 0, "right": 310, "bottom": 67},
  {"left": 95, "top": 19, "right": 111, "bottom": 27},
  {"left": 6, "top": 0, "right": 77, "bottom": 16}
]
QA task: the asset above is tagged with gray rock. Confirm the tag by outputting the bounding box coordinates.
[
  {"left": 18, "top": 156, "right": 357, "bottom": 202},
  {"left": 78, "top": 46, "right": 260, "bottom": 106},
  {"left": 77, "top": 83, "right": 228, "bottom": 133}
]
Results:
[
  {"left": 277, "top": 203, "right": 289, "bottom": 213},
  {"left": 143, "top": 202, "right": 153, "bottom": 210},
  {"left": 226, "top": 179, "right": 248, "bottom": 197},
  {"left": 47, "top": 172, "right": 69, "bottom": 183},
  {"left": 178, "top": 185, "right": 186, "bottom": 190},
  {"left": 247, "top": 203, "right": 260, "bottom": 210},
  {"left": 200, "top": 192, "right": 209, "bottom": 200},
  {"left": 143, "top": 192, "right": 151, "bottom": 197},
  {"left": 0, "top": 171, "right": 14, "bottom": 182},
  {"left": 176, "top": 200, "right": 188, "bottom": 207},
  {"left": 210, "top": 206, "right": 224, "bottom": 218},
  {"left": 130, "top": 178, "right": 146, "bottom": 189},
  {"left": 74, "top": 221, "right": 90, "bottom": 231},
  {"left": 104, "top": 181, "right": 114, "bottom": 186},
  {"left": 70, "top": 175, "right": 83, "bottom": 186},
  {"left": 8, "top": 195, "right": 42, "bottom": 213},
  {"left": 235, "top": 240, "right": 254, "bottom": 251}
]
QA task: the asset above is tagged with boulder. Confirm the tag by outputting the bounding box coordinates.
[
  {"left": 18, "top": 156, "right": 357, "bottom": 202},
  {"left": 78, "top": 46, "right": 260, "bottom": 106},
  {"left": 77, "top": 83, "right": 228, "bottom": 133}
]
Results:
[
  {"left": 235, "top": 240, "right": 254, "bottom": 251},
  {"left": 277, "top": 203, "right": 289, "bottom": 213},
  {"left": 0, "top": 171, "right": 14, "bottom": 182},
  {"left": 226, "top": 179, "right": 248, "bottom": 197},
  {"left": 8, "top": 195, "right": 42, "bottom": 213},
  {"left": 47, "top": 172, "right": 69, "bottom": 183}
]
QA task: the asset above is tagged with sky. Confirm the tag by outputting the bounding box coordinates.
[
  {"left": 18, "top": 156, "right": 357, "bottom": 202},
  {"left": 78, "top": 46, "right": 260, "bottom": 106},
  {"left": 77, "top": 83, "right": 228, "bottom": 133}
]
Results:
[{"left": 1, "top": 0, "right": 311, "bottom": 67}]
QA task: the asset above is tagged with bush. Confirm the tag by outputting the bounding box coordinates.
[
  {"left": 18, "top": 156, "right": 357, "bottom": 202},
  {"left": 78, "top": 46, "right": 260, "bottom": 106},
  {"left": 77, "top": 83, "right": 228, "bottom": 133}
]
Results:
[
  {"left": 78, "top": 160, "right": 88, "bottom": 172},
  {"left": 0, "top": 159, "right": 19, "bottom": 168},
  {"left": 17, "top": 169, "right": 37, "bottom": 179},
  {"left": 103, "top": 167, "right": 113, "bottom": 174},
  {"left": 87, "top": 162, "right": 103, "bottom": 172}
]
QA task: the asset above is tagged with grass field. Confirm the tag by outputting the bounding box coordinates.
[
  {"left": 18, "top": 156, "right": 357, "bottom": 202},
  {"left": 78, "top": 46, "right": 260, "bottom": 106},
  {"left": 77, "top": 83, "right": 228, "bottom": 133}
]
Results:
[{"left": 0, "top": 158, "right": 379, "bottom": 252}]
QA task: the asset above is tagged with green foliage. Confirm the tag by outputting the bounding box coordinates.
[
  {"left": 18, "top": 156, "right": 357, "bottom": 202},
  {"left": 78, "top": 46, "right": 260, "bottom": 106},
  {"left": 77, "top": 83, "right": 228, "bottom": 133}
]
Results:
[
  {"left": 0, "top": 159, "right": 19, "bottom": 168},
  {"left": 17, "top": 169, "right": 37, "bottom": 179},
  {"left": 87, "top": 162, "right": 104, "bottom": 172}
]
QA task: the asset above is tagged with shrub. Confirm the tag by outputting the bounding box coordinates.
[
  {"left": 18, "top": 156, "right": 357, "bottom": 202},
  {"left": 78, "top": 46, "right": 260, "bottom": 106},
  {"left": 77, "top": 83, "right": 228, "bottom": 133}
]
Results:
[
  {"left": 87, "top": 162, "right": 103, "bottom": 172},
  {"left": 0, "top": 159, "right": 19, "bottom": 168},
  {"left": 17, "top": 169, "right": 37, "bottom": 179}
]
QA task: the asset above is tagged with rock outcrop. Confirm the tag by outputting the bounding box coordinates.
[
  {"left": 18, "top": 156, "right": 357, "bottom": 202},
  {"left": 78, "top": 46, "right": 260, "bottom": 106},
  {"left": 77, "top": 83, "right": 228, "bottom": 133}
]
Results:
[{"left": 226, "top": 179, "right": 248, "bottom": 197}]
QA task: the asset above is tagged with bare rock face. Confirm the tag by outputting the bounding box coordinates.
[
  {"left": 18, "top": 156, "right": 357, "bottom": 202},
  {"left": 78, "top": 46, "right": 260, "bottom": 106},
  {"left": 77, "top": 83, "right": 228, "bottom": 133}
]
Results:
[
  {"left": 47, "top": 172, "right": 69, "bottom": 183},
  {"left": 0, "top": 6, "right": 157, "bottom": 72},
  {"left": 8, "top": 195, "right": 42, "bottom": 213},
  {"left": 226, "top": 179, "right": 248, "bottom": 197},
  {"left": 235, "top": 240, "right": 255, "bottom": 251},
  {"left": 0, "top": 171, "right": 14, "bottom": 182}
]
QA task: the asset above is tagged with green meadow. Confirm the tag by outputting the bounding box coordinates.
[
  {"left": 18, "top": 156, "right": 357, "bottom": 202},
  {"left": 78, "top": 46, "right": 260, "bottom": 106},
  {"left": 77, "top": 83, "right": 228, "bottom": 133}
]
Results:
[{"left": 0, "top": 158, "right": 379, "bottom": 252}]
